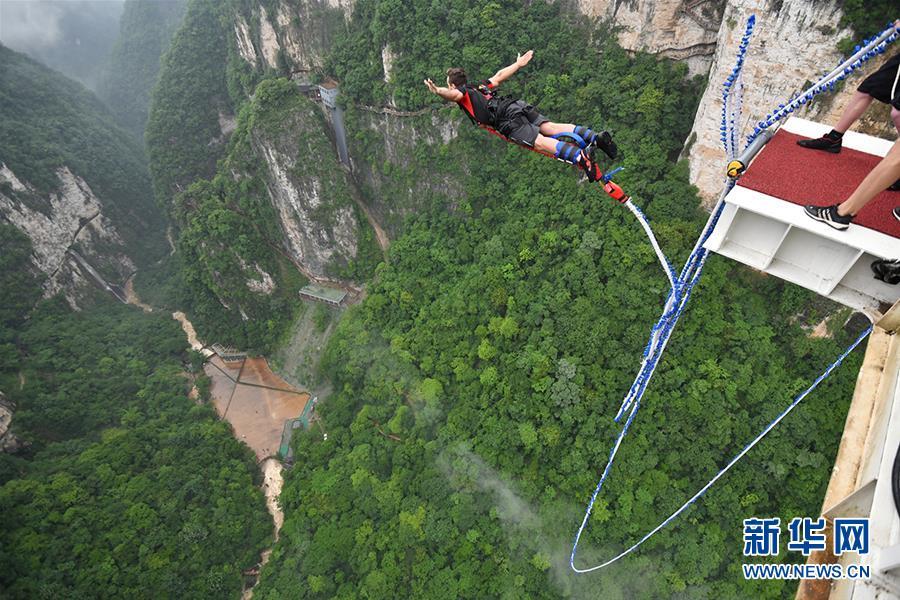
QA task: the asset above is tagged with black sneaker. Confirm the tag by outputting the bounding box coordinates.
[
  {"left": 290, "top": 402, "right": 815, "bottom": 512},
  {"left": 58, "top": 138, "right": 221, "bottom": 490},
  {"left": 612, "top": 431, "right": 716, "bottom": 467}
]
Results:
[
  {"left": 889, "top": 179, "right": 900, "bottom": 191},
  {"left": 804, "top": 204, "right": 853, "bottom": 230},
  {"left": 893, "top": 207, "right": 900, "bottom": 222},
  {"left": 871, "top": 259, "right": 900, "bottom": 285},
  {"left": 797, "top": 135, "right": 842, "bottom": 153},
  {"left": 596, "top": 130, "right": 618, "bottom": 160}
]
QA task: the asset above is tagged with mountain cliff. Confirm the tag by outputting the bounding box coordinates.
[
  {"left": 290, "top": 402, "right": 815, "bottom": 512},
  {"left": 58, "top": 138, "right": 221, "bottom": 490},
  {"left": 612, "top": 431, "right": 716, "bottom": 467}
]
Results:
[
  {"left": 98, "top": 0, "right": 187, "bottom": 138},
  {"left": 153, "top": 78, "right": 381, "bottom": 353},
  {"left": 0, "top": 44, "right": 165, "bottom": 308},
  {"left": 576, "top": 0, "right": 723, "bottom": 76},
  {"left": 682, "top": 0, "right": 897, "bottom": 202},
  {"left": 574, "top": 0, "right": 898, "bottom": 201},
  {"left": 145, "top": 0, "right": 233, "bottom": 210}
]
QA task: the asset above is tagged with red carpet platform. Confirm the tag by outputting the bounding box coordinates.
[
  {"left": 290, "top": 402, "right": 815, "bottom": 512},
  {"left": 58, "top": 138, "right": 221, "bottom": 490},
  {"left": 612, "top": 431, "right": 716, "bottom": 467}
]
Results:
[{"left": 738, "top": 130, "right": 900, "bottom": 239}]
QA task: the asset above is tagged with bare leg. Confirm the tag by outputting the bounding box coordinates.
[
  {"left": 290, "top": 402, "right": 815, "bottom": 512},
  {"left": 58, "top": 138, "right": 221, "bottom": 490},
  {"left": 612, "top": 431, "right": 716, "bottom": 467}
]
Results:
[
  {"left": 837, "top": 138, "right": 900, "bottom": 216},
  {"left": 534, "top": 133, "right": 565, "bottom": 155},
  {"left": 538, "top": 122, "right": 576, "bottom": 136},
  {"left": 892, "top": 106, "right": 900, "bottom": 135},
  {"left": 534, "top": 133, "right": 601, "bottom": 181},
  {"left": 833, "top": 91, "right": 874, "bottom": 133}
]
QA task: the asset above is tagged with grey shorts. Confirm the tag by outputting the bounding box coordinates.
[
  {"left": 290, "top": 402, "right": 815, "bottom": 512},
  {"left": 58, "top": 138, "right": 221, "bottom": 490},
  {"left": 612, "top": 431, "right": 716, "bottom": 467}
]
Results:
[{"left": 496, "top": 100, "right": 549, "bottom": 147}]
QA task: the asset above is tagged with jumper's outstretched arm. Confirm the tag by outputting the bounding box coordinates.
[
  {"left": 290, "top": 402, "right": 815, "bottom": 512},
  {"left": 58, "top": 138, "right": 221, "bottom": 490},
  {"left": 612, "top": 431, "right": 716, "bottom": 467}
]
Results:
[
  {"left": 489, "top": 50, "right": 533, "bottom": 87},
  {"left": 424, "top": 78, "right": 462, "bottom": 102}
]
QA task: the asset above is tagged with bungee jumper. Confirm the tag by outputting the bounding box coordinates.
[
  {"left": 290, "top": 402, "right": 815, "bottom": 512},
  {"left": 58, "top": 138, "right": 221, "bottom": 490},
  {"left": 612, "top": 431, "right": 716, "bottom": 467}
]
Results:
[{"left": 424, "top": 50, "right": 628, "bottom": 202}]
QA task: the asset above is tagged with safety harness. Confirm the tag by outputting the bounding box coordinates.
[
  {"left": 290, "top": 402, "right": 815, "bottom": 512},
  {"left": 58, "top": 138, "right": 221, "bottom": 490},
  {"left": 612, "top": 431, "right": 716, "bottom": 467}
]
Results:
[{"left": 455, "top": 81, "right": 512, "bottom": 127}]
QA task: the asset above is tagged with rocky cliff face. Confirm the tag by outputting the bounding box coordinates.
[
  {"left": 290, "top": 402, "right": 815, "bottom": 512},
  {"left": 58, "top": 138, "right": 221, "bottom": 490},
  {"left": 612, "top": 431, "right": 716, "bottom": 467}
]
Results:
[
  {"left": 0, "top": 391, "right": 25, "bottom": 454},
  {"left": 227, "top": 0, "right": 376, "bottom": 280},
  {"left": 231, "top": 0, "right": 466, "bottom": 241},
  {"left": 682, "top": 0, "right": 898, "bottom": 203},
  {"left": 0, "top": 163, "right": 136, "bottom": 308},
  {"left": 233, "top": 0, "right": 353, "bottom": 72},
  {"left": 577, "top": 0, "right": 724, "bottom": 76},
  {"left": 2, "top": 42, "right": 165, "bottom": 310},
  {"left": 578, "top": 0, "right": 896, "bottom": 203},
  {"left": 250, "top": 98, "right": 361, "bottom": 280}
]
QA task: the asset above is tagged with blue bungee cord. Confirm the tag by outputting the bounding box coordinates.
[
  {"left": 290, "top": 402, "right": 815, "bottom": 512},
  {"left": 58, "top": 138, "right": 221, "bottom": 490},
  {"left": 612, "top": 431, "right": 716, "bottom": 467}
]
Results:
[
  {"left": 570, "top": 17, "right": 898, "bottom": 573},
  {"left": 571, "top": 325, "right": 872, "bottom": 573}
]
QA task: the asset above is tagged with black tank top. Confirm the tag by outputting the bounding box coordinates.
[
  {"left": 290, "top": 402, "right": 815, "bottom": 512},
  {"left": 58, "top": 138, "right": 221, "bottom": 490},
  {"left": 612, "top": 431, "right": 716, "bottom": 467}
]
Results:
[{"left": 456, "top": 81, "right": 500, "bottom": 126}]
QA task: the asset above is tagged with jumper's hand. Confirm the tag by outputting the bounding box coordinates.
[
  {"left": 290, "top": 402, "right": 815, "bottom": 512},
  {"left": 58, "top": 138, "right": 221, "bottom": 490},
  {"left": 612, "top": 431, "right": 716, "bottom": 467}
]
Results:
[
  {"left": 516, "top": 50, "right": 534, "bottom": 67},
  {"left": 424, "top": 78, "right": 439, "bottom": 94}
]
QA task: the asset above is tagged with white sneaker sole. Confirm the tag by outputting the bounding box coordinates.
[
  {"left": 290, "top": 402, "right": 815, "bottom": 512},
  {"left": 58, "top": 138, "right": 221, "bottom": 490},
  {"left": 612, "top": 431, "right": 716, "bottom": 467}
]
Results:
[{"left": 805, "top": 209, "right": 850, "bottom": 231}]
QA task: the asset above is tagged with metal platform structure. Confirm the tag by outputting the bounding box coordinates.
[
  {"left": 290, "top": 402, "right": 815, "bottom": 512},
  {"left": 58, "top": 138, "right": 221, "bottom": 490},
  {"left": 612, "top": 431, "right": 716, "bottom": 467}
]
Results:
[
  {"left": 211, "top": 343, "right": 247, "bottom": 363},
  {"left": 708, "top": 117, "right": 900, "bottom": 600},
  {"left": 704, "top": 117, "right": 900, "bottom": 600},
  {"left": 705, "top": 118, "right": 898, "bottom": 320},
  {"left": 299, "top": 283, "right": 347, "bottom": 306}
]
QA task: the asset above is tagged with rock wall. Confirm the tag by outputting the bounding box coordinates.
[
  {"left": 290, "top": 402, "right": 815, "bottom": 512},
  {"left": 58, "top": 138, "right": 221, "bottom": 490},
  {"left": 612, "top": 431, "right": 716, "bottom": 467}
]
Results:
[
  {"left": 576, "top": 0, "right": 724, "bottom": 75},
  {"left": 232, "top": 0, "right": 353, "bottom": 72},
  {"left": 0, "top": 391, "right": 25, "bottom": 454},
  {"left": 0, "top": 163, "right": 136, "bottom": 307},
  {"left": 234, "top": 17, "right": 259, "bottom": 68},
  {"left": 683, "top": 0, "right": 897, "bottom": 203},
  {"left": 574, "top": 0, "right": 899, "bottom": 203},
  {"left": 250, "top": 106, "right": 360, "bottom": 280},
  {"left": 230, "top": 0, "right": 462, "bottom": 264},
  {"left": 239, "top": 257, "right": 276, "bottom": 294}
]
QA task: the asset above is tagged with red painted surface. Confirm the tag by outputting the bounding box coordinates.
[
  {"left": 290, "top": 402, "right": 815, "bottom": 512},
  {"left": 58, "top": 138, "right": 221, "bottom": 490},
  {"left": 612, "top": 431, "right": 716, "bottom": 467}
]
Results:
[{"left": 738, "top": 130, "right": 900, "bottom": 239}]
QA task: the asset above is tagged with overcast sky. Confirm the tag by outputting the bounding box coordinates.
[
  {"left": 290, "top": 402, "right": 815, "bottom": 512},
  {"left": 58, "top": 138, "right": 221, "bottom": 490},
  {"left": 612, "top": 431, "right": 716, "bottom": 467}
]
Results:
[
  {"left": 0, "top": 0, "right": 126, "bottom": 89},
  {"left": 0, "top": 1, "right": 124, "bottom": 51}
]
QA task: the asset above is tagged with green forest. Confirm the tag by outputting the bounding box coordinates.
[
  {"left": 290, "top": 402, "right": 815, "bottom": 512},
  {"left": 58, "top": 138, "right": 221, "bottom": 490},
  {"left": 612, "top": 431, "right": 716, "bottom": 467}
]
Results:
[
  {"left": 252, "top": 1, "right": 865, "bottom": 598},
  {"left": 0, "top": 44, "right": 166, "bottom": 270},
  {"left": 98, "top": 0, "right": 187, "bottom": 138},
  {"left": 145, "top": 0, "right": 234, "bottom": 211},
  {"left": 1, "top": 0, "right": 887, "bottom": 598},
  {"left": 0, "top": 223, "right": 271, "bottom": 599}
]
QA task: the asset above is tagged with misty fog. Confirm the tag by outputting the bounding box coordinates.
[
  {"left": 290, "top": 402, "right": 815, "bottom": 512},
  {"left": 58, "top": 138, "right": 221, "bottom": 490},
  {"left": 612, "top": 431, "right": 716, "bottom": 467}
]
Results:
[{"left": 0, "top": 0, "right": 126, "bottom": 90}]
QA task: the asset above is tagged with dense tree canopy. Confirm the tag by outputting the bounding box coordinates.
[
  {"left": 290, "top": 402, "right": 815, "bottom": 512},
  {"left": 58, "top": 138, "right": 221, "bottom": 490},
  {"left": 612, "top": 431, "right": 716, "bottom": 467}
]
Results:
[
  {"left": 0, "top": 44, "right": 165, "bottom": 268},
  {"left": 145, "top": 0, "right": 233, "bottom": 210},
  {"left": 0, "top": 230, "right": 270, "bottom": 599},
  {"left": 98, "top": 0, "right": 188, "bottom": 138},
  {"left": 838, "top": 0, "right": 898, "bottom": 45},
  {"left": 252, "top": 2, "right": 864, "bottom": 598}
]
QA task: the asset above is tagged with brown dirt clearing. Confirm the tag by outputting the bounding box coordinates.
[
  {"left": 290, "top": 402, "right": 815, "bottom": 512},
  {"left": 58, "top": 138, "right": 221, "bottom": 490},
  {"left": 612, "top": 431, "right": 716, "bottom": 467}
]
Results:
[{"left": 207, "top": 357, "right": 309, "bottom": 460}]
